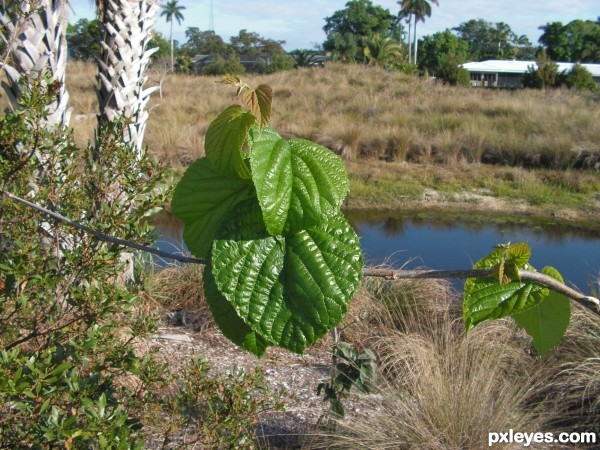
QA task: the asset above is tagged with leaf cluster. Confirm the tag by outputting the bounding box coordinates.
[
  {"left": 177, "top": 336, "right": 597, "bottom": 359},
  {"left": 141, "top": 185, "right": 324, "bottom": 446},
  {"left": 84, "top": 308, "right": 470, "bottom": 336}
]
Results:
[
  {"left": 172, "top": 80, "right": 364, "bottom": 356},
  {"left": 463, "top": 242, "right": 570, "bottom": 357},
  {"left": 317, "top": 341, "right": 377, "bottom": 419}
]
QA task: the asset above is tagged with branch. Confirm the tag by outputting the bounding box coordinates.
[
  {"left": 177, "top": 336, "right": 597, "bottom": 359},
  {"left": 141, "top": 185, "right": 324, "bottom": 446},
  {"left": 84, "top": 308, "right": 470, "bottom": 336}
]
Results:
[
  {"left": 1, "top": 190, "right": 207, "bottom": 265},
  {"left": 364, "top": 268, "right": 600, "bottom": 315},
  {"left": 3, "top": 189, "right": 599, "bottom": 315}
]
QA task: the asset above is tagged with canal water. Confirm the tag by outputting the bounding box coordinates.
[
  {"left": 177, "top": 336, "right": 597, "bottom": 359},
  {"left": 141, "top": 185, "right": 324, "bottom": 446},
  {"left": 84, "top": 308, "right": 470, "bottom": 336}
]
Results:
[{"left": 154, "top": 210, "right": 600, "bottom": 295}]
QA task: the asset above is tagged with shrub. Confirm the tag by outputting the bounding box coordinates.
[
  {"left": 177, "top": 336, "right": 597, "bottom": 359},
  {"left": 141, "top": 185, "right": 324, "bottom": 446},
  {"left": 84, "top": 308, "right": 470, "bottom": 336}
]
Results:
[
  {"left": 566, "top": 63, "right": 597, "bottom": 91},
  {"left": 0, "top": 75, "right": 169, "bottom": 448}
]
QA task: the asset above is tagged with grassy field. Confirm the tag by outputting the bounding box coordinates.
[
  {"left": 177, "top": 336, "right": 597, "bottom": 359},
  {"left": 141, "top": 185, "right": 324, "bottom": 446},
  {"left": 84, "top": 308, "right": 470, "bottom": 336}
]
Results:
[{"left": 64, "top": 61, "right": 600, "bottom": 223}]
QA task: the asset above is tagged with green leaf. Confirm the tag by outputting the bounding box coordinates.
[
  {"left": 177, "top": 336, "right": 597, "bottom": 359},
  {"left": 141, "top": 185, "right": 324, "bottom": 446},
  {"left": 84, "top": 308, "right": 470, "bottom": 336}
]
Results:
[
  {"left": 463, "top": 278, "right": 548, "bottom": 331},
  {"left": 248, "top": 124, "right": 281, "bottom": 147},
  {"left": 512, "top": 267, "right": 570, "bottom": 357},
  {"left": 250, "top": 136, "right": 349, "bottom": 235},
  {"left": 249, "top": 138, "right": 292, "bottom": 236},
  {"left": 203, "top": 265, "right": 271, "bottom": 357},
  {"left": 205, "top": 105, "right": 255, "bottom": 178},
  {"left": 171, "top": 157, "right": 255, "bottom": 259},
  {"left": 507, "top": 242, "right": 531, "bottom": 268},
  {"left": 211, "top": 211, "right": 363, "bottom": 354}
]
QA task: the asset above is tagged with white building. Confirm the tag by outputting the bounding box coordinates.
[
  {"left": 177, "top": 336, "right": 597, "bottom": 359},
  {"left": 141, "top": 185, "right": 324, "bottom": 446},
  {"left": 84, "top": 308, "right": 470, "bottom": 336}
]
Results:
[{"left": 461, "top": 60, "right": 600, "bottom": 88}]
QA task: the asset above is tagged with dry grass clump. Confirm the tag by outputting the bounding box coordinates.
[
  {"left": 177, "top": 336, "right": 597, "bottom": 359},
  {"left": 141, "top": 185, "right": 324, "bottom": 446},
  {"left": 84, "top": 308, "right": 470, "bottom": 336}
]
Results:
[
  {"left": 308, "top": 277, "right": 555, "bottom": 450},
  {"left": 63, "top": 61, "right": 600, "bottom": 171}
]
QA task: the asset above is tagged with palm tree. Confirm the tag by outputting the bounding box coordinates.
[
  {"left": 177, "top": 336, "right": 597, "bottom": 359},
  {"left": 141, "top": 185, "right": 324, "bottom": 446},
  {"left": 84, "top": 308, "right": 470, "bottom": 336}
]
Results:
[
  {"left": 401, "top": 0, "right": 439, "bottom": 64},
  {"left": 160, "top": 0, "right": 186, "bottom": 71},
  {"left": 364, "top": 34, "right": 402, "bottom": 66},
  {"left": 96, "top": 0, "right": 160, "bottom": 157},
  {"left": 1, "top": 0, "right": 71, "bottom": 128},
  {"left": 398, "top": 0, "right": 413, "bottom": 63}
]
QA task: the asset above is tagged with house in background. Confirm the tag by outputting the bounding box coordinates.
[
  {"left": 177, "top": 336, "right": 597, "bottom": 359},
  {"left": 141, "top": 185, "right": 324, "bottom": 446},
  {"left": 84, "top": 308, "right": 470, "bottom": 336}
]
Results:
[{"left": 461, "top": 60, "right": 600, "bottom": 88}]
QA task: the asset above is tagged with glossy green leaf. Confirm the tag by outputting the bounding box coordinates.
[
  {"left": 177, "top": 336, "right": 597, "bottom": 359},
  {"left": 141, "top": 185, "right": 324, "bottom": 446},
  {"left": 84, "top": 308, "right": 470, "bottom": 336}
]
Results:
[
  {"left": 205, "top": 105, "right": 255, "bottom": 178},
  {"left": 250, "top": 136, "right": 349, "bottom": 235},
  {"left": 211, "top": 211, "right": 363, "bottom": 354},
  {"left": 203, "top": 265, "right": 271, "bottom": 357},
  {"left": 249, "top": 138, "right": 292, "bottom": 235},
  {"left": 171, "top": 157, "right": 255, "bottom": 259},
  {"left": 464, "top": 277, "right": 549, "bottom": 330},
  {"left": 512, "top": 267, "right": 570, "bottom": 357}
]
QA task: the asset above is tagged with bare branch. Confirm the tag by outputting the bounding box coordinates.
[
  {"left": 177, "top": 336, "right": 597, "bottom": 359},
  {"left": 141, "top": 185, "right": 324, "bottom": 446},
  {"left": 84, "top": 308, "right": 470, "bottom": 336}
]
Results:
[
  {"left": 3, "top": 189, "right": 599, "bottom": 316},
  {"left": 1, "top": 190, "right": 207, "bottom": 265}
]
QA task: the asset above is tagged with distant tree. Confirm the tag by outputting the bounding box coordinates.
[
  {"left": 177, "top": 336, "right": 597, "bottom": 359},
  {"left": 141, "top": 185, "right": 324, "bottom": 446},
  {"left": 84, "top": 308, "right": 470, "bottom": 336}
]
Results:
[
  {"left": 453, "top": 19, "right": 519, "bottom": 61},
  {"left": 363, "top": 34, "right": 402, "bottom": 66},
  {"left": 229, "top": 29, "right": 286, "bottom": 56},
  {"left": 181, "top": 28, "right": 230, "bottom": 56},
  {"left": 323, "top": 0, "right": 400, "bottom": 62},
  {"left": 436, "top": 52, "right": 470, "bottom": 86},
  {"left": 148, "top": 32, "right": 171, "bottom": 60},
  {"left": 565, "top": 63, "right": 597, "bottom": 90},
  {"left": 175, "top": 54, "right": 192, "bottom": 74},
  {"left": 263, "top": 54, "right": 296, "bottom": 73},
  {"left": 160, "top": 0, "right": 186, "bottom": 71},
  {"left": 418, "top": 29, "right": 468, "bottom": 75},
  {"left": 201, "top": 53, "right": 245, "bottom": 76},
  {"left": 407, "top": 0, "right": 439, "bottom": 63},
  {"left": 67, "top": 18, "right": 102, "bottom": 60},
  {"left": 398, "top": 0, "right": 414, "bottom": 63},
  {"left": 290, "top": 49, "right": 322, "bottom": 67},
  {"left": 523, "top": 50, "right": 560, "bottom": 89},
  {"left": 539, "top": 20, "right": 600, "bottom": 62}
]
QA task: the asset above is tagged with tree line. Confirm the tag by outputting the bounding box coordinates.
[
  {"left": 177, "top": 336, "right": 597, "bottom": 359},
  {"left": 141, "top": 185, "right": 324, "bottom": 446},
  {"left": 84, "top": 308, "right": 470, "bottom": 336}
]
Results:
[{"left": 66, "top": 0, "right": 600, "bottom": 83}]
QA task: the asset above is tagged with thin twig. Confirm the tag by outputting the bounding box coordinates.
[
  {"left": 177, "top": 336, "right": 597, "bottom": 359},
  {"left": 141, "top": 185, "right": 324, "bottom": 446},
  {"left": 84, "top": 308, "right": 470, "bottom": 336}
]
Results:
[
  {"left": 3, "top": 189, "right": 599, "bottom": 315},
  {"left": 1, "top": 190, "right": 207, "bottom": 265}
]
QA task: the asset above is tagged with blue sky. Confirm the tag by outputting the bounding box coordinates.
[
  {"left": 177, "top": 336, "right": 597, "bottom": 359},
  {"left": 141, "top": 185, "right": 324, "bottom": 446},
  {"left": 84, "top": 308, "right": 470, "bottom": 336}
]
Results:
[{"left": 67, "top": 0, "right": 599, "bottom": 51}]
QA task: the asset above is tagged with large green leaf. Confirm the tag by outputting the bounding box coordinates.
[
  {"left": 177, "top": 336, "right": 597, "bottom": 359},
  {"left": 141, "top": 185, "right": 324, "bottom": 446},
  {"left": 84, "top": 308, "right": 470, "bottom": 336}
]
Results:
[
  {"left": 203, "top": 265, "right": 271, "bottom": 356},
  {"left": 205, "top": 105, "right": 255, "bottom": 178},
  {"left": 211, "top": 211, "right": 363, "bottom": 354},
  {"left": 249, "top": 136, "right": 349, "bottom": 236},
  {"left": 171, "top": 157, "right": 255, "bottom": 259},
  {"left": 512, "top": 267, "right": 570, "bottom": 358}
]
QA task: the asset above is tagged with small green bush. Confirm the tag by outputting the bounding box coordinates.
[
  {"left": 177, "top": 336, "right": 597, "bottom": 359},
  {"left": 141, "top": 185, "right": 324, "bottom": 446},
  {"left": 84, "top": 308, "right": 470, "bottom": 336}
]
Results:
[{"left": 566, "top": 63, "right": 597, "bottom": 91}]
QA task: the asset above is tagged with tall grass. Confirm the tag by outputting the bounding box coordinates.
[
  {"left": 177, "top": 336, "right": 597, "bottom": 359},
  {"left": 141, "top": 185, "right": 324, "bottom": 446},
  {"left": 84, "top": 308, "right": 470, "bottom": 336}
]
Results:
[{"left": 61, "top": 61, "right": 600, "bottom": 171}]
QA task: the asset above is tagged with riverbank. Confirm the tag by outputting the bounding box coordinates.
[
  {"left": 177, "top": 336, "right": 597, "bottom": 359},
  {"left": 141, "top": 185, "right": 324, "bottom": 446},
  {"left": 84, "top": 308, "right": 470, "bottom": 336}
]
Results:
[{"left": 345, "top": 160, "right": 600, "bottom": 231}]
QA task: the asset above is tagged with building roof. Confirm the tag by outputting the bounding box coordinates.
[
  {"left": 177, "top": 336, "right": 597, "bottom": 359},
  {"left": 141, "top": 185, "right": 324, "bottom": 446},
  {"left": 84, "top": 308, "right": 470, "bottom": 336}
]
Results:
[{"left": 461, "top": 60, "right": 600, "bottom": 77}]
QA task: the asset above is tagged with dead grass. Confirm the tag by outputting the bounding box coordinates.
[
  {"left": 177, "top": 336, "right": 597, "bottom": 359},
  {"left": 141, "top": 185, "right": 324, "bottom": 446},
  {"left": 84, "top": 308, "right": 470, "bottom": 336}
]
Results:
[{"left": 61, "top": 61, "right": 600, "bottom": 171}]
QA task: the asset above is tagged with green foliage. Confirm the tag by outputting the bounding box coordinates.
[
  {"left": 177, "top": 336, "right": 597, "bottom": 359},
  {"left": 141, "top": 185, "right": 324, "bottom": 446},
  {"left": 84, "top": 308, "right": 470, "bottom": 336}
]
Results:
[
  {"left": 230, "top": 29, "right": 287, "bottom": 57},
  {"left": 67, "top": 19, "right": 102, "bottom": 61},
  {"left": 463, "top": 242, "right": 570, "bottom": 357},
  {"left": 174, "top": 54, "right": 192, "bottom": 74},
  {"left": 565, "top": 63, "right": 597, "bottom": 91},
  {"left": 181, "top": 28, "right": 229, "bottom": 57},
  {"left": 201, "top": 54, "right": 246, "bottom": 76},
  {"left": 452, "top": 19, "right": 523, "bottom": 61},
  {"left": 0, "top": 76, "right": 169, "bottom": 447},
  {"left": 323, "top": 0, "right": 400, "bottom": 62},
  {"left": 523, "top": 51, "right": 561, "bottom": 89},
  {"left": 172, "top": 81, "right": 364, "bottom": 355},
  {"left": 417, "top": 29, "right": 469, "bottom": 76},
  {"left": 436, "top": 52, "right": 471, "bottom": 86},
  {"left": 172, "top": 357, "right": 284, "bottom": 448},
  {"left": 148, "top": 32, "right": 172, "bottom": 60},
  {"left": 539, "top": 19, "right": 600, "bottom": 63},
  {"left": 513, "top": 268, "right": 570, "bottom": 358},
  {"left": 363, "top": 34, "right": 402, "bottom": 66}
]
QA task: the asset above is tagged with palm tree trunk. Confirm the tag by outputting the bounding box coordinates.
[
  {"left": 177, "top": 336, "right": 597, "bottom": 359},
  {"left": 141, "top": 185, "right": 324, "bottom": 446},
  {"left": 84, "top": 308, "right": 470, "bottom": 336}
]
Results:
[
  {"left": 169, "top": 19, "right": 174, "bottom": 71},
  {"left": 97, "top": 0, "right": 159, "bottom": 158},
  {"left": 1, "top": 0, "right": 71, "bottom": 128},
  {"left": 413, "top": 16, "right": 418, "bottom": 64},
  {"left": 407, "top": 16, "right": 412, "bottom": 64}
]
